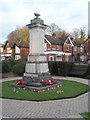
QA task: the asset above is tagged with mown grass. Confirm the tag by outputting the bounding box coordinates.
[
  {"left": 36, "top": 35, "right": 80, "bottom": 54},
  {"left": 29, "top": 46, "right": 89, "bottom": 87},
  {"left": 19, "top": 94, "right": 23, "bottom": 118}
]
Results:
[
  {"left": 80, "top": 112, "right": 90, "bottom": 120},
  {"left": 0, "top": 79, "right": 88, "bottom": 101}
]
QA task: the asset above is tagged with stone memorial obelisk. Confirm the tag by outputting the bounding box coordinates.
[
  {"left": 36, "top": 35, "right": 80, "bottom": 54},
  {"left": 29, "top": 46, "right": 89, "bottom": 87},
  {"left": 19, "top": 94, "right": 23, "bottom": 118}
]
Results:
[{"left": 23, "top": 13, "right": 51, "bottom": 82}]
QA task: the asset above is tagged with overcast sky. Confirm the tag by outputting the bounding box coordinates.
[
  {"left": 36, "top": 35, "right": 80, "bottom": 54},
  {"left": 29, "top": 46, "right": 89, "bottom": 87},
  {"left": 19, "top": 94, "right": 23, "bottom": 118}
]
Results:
[{"left": 0, "top": 0, "right": 89, "bottom": 43}]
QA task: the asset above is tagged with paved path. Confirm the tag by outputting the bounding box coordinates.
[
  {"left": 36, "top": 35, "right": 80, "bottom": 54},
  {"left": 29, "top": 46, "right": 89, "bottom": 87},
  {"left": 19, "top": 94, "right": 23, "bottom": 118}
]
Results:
[{"left": 0, "top": 76, "right": 89, "bottom": 119}]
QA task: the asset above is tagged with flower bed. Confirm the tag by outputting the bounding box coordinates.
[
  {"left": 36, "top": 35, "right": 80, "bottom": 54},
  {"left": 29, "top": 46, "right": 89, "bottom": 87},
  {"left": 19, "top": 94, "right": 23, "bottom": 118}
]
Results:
[{"left": 0, "top": 79, "right": 88, "bottom": 101}]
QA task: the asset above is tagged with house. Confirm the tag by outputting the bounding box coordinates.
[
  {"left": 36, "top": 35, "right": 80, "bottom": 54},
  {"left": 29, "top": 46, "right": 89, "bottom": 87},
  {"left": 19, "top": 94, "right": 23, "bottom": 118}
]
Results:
[
  {"left": 83, "top": 37, "right": 90, "bottom": 62},
  {"left": 44, "top": 34, "right": 84, "bottom": 62},
  {"left": 14, "top": 41, "right": 29, "bottom": 60},
  {"left": 3, "top": 34, "right": 85, "bottom": 62},
  {"left": 44, "top": 34, "right": 63, "bottom": 61},
  {"left": 0, "top": 43, "right": 5, "bottom": 61},
  {"left": 4, "top": 40, "right": 15, "bottom": 60},
  {"left": 4, "top": 40, "right": 29, "bottom": 60},
  {"left": 73, "top": 41, "right": 84, "bottom": 62}
]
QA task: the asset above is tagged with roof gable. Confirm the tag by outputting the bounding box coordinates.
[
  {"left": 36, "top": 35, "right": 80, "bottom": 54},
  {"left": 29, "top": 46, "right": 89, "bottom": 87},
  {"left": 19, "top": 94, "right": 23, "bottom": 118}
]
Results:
[
  {"left": 4, "top": 40, "right": 15, "bottom": 49},
  {"left": 83, "top": 37, "right": 90, "bottom": 44},
  {"left": 45, "top": 35, "right": 61, "bottom": 45},
  {"left": 64, "top": 36, "right": 73, "bottom": 46}
]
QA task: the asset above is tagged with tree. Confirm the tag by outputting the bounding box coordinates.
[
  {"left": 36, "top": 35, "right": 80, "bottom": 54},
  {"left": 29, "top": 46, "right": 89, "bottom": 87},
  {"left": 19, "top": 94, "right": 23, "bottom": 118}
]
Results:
[
  {"left": 71, "top": 27, "right": 86, "bottom": 43},
  {"left": 8, "top": 26, "right": 29, "bottom": 43},
  {"left": 45, "top": 23, "right": 61, "bottom": 35},
  {"left": 71, "top": 28, "right": 80, "bottom": 41},
  {"left": 56, "top": 30, "right": 70, "bottom": 38},
  {"left": 45, "top": 23, "right": 70, "bottom": 39},
  {"left": 79, "top": 27, "right": 86, "bottom": 43}
]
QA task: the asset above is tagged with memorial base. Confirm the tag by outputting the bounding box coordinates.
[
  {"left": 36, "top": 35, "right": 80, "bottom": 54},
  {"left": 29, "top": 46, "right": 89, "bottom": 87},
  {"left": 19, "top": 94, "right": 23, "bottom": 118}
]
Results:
[{"left": 23, "top": 54, "right": 50, "bottom": 83}]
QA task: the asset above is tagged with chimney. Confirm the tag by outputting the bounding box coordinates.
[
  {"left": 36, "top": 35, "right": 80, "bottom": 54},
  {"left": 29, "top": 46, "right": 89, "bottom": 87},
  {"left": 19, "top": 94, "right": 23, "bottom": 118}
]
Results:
[{"left": 52, "top": 32, "right": 56, "bottom": 38}]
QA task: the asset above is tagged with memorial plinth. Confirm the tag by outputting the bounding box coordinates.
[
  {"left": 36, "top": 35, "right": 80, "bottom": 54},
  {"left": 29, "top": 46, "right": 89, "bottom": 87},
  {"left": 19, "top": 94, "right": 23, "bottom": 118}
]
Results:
[
  {"left": 23, "top": 13, "right": 50, "bottom": 82},
  {"left": 10, "top": 13, "right": 61, "bottom": 92}
]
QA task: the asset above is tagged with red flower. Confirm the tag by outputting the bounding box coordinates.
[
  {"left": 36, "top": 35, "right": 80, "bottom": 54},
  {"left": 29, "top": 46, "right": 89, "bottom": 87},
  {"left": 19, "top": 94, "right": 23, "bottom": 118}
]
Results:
[
  {"left": 16, "top": 79, "right": 26, "bottom": 88},
  {"left": 16, "top": 79, "right": 22, "bottom": 85},
  {"left": 46, "top": 80, "right": 54, "bottom": 85},
  {"left": 40, "top": 80, "right": 46, "bottom": 85}
]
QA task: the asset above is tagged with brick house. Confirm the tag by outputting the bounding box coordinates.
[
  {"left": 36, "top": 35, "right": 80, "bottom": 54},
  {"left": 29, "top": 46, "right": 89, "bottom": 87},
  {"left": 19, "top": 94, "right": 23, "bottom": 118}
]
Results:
[
  {"left": 4, "top": 40, "right": 15, "bottom": 60},
  {"left": 3, "top": 35, "right": 85, "bottom": 62},
  {"left": 0, "top": 43, "right": 5, "bottom": 61},
  {"left": 73, "top": 41, "right": 84, "bottom": 62},
  {"left": 83, "top": 37, "right": 90, "bottom": 62},
  {"left": 4, "top": 40, "right": 29, "bottom": 60},
  {"left": 44, "top": 34, "right": 84, "bottom": 62},
  {"left": 14, "top": 41, "right": 29, "bottom": 60}
]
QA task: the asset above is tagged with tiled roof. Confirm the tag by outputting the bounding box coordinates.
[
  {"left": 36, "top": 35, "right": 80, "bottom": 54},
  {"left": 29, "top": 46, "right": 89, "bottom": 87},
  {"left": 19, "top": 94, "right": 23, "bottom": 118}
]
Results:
[
  {"left": 4, "top": 40, "right": 29, "bottom": 49},
  {"left": 59, "top": 36, "right": 68, "bottom": 45},
  {"left": 72, "top": 41, "right": 81, "bottom": 47},
  {"left": 45, "top": 35, "right": 61, "bottom": 45},
  {"left": 45, "top": 35, "right": 82, "bottom": 47},
  {"left": 4, "top": 40, "right": 15, "bottom": 49},
  {"left": 0, "top": 43, "right": 4, "bottom": 47},
  {"left": 45, "top": 34, "right": 68, "bottom": 45},
  {"left": 83, "top": 37, "right": 90, "bottom": 44},
  {"left": 17, "top": 40, "right": 29, "bottom": 48}
]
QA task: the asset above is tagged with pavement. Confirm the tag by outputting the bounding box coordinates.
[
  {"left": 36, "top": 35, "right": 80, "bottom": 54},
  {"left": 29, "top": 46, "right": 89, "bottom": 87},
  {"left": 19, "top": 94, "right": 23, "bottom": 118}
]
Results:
[{"left": 0, "top": 76, "right": 89, "bottom": 119}]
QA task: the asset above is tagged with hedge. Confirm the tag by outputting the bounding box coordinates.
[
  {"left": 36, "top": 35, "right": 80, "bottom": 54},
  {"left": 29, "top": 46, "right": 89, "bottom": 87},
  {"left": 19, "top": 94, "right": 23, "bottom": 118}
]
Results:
[
  {"left": 85, "top": 67, "right": 90, "bottom": 79},
  {"left": 1, "top": 59, "right": 26, "bottom": 73},
  {"left": 48, "top": 61, "right": 73, "bottom": 76},
  {"left": 2, "top": 60, "right": 12, "bottom": 73},
  {"left": 1, "top": 59, "right": 73, "bottom": 76},
  {"left": 0, "top": 62, "right": 2, "bottom": 73},
  {"left": 12, "top": 61, "right": 73, "bottom": 76},
  {"left": 12, "top": 60, "right": 26, "bottom": 76}
]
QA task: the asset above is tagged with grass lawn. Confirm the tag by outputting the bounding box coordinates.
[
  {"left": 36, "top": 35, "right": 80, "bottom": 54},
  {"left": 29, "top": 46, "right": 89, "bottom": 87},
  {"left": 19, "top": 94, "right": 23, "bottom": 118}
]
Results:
[
  {"left": 0, "top": 79, "right": 88, "bottom": 101},
  {"left": 80, "top": 112, "right": 90, "bottom": 120}
]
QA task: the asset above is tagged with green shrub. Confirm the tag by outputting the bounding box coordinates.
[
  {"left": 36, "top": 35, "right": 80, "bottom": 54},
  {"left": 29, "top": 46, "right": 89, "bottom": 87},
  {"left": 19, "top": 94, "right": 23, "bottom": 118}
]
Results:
[
  {"left": 48, "top": 61, "right": 58, "bottom": 75},
  {"left": 48, "top": 61, "right": 73, "bottom": 76},
  {"left": 2, "top": 60, "right": 11, "bottom": 73},
  {"left": 1, "top": 59, "right": 26, "bottom": 73},
  {"left": 9, "top": 59, "right": 17, "bottom": 66},
  {"left": 85, "top": 67, "right": 90, "bottom": 79},
  {"left": 12, "top": 61, "right": 26, "bottom": 76},
  {"left": 0, "top": 62, "right": 2, "bottom": 73}
]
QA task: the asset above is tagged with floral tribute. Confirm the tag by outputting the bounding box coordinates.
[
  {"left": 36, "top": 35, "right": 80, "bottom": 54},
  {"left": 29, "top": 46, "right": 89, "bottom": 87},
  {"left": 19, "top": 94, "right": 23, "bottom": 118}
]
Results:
[{"left": 16, "top": 79, "right": 26, "bottom": 88}]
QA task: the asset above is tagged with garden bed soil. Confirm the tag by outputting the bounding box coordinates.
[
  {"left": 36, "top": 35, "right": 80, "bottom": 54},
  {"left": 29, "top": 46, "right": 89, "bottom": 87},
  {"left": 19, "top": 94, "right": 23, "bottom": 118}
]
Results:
[{"left": 1, "top": 72, "right": 20, "bottom": 78}]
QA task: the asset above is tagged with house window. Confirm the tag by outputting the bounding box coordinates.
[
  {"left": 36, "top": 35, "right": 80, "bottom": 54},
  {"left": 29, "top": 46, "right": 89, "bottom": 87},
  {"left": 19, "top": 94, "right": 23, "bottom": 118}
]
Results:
[
  {"left": 80, "top": 55, "right": 84, "bottom": 62},
  {"left": 80, "top": 47, "right": 83, "bottom": 52},
  {"left": 1, "top": 47, "right": 3, "bottom": 53},
  {"left": 15, "top": 55, "right": 21, "bottom": 60},
  {"left": 56, "top": 45, "right": 59, "bottom": 50},
  {"left": 52, "top": 45, "right": 56, "bottom": 50},
  {"left": 49, "top": 55, "right": 54, "bottom": 61},
  {"left": 65, "top": 56, "right": 69, "bottom": 62},
  {"left": 7, "top": 47, "right": 12, "bottom": 53},
  {"left": 74, "top": 46, "right": 77, "bottom": 52},
  {"left": 15, "top": 46, "right": 20, "bottom": 53},
  {"left": 84, "top": 55, "right": 86, "bottom": 61},
  {"left": 56, "top": 55, "right": 62, "bottom": 61},
  {"left": 1, "top": 56, "right": 5, "bottom": 60},
  {"left": 66, "top": 45, "right": 69, "bottom": 51}
]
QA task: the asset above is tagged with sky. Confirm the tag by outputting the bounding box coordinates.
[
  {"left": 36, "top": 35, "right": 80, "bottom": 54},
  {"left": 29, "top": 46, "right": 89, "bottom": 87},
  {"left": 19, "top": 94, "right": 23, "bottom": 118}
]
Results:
[{"left": 0, "top": 0, "right": 89, "bottom": 43}]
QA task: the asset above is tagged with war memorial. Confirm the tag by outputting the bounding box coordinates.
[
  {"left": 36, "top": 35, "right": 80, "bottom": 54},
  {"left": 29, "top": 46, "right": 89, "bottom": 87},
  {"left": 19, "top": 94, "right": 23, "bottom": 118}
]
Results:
[{"left": 11, "top": 13, "right": 61, "bottom": 92}]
